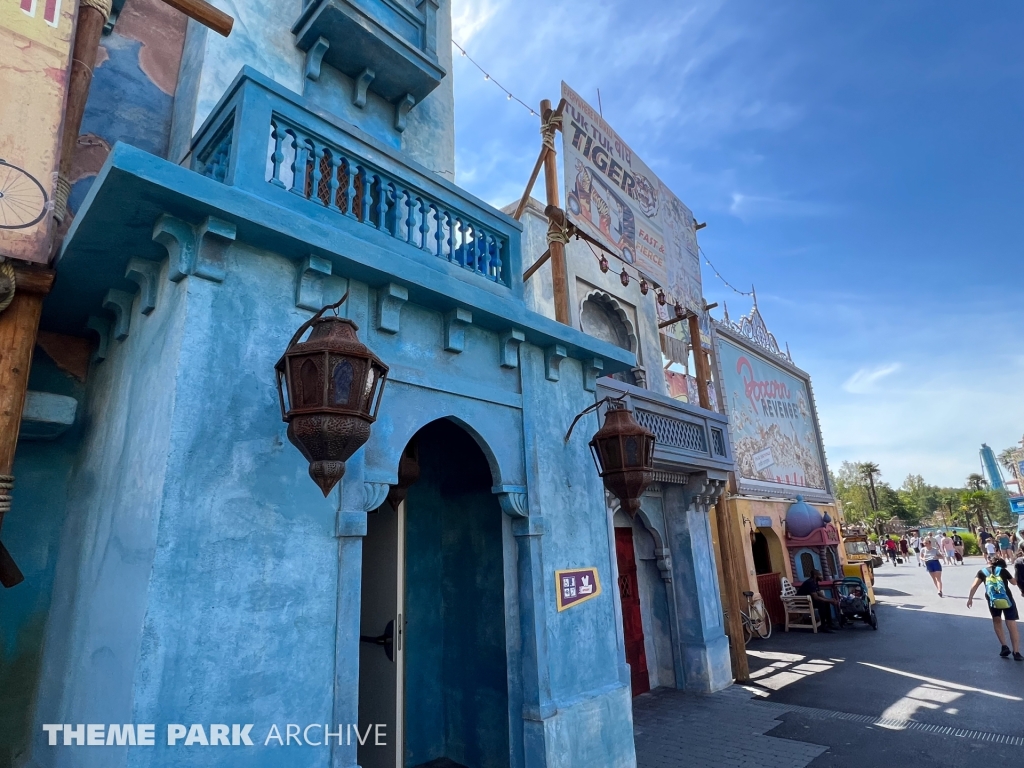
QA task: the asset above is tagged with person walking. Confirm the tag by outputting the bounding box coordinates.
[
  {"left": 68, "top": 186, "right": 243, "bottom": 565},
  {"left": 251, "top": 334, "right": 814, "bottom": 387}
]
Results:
[
  {"left": 910, "top": 532, "right": 922, "bottom": 567},
  {"left": 985, "top": 537, "right": 998, "bottom": 563},
  {"left": 922, "top": 534, "right": 944, "bottom": 596},
  {"left": 940, "top": 532, "right": 955, "bottom": 566},
  {"left": 899, "top": 535, "right": 910, "bottom": 561},
  {"left": 998, "top": 530, "right": 1013, "bottom": 560},
  {"left": 952, "top": 532, "right": 964, "bottom": 563},
  {"left": 884, "top": 536, "right": 899, "bottom": 565},
  {"left": 967, "top": 557, "right": 1021, "bottom": 660}
]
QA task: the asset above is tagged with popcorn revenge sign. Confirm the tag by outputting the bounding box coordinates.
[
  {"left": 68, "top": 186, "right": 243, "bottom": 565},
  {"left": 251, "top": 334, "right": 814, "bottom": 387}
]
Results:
[
  {"left": 714, "top": 333, "right": 830, "bottom": 498},
  {"left": 555, "top": 567, "right": 602, "bottom": 611}
]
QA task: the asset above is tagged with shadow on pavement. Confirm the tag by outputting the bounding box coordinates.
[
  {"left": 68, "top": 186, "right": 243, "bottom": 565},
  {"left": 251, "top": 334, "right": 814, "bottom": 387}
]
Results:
[{"left": 745, "top": 603, "right": 1024, "bottom": 735}]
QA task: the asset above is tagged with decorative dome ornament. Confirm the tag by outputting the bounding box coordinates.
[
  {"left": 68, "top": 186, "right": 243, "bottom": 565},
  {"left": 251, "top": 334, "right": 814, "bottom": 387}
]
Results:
[
  {"left": 785, "top": 495, "right": 824, "bottom": 539},
  {"left": 275, "top": 293, "right": 389, "bottom": 496}
]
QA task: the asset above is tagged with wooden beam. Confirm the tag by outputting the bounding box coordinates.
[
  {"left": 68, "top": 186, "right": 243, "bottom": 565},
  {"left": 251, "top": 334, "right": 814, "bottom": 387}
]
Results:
[
  {"left": 716, "top": 494, "right": 750, "bottom": 682},
  {"left": 522, "top": 248, "right": 550, "bottom": 283},
  {"left": 540, "top": 97, "right": 570, "bottom": 325},
  {"left": 687, "top": 312, "right": 711, "bottom": 410},
  {"left": 159, "top": 0, "right": 234, "bottom": 37},
  {"left": 512, "top": 146, "right": 549, "bottom": 221}
]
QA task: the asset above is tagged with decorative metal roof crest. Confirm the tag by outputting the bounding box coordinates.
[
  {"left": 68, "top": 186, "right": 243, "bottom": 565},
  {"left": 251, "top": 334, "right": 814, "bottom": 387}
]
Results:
[{"left": 720, "top": 296, "right": 792, "bottom": 362}]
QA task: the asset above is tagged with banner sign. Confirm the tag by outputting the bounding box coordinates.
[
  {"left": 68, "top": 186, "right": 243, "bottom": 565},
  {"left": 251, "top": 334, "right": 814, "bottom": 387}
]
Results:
[
  {"left": 714, "top": 331, "right": 830, "bottom": 496},
  {"left": 555, "top": 567, "right": 602, "bottom": 612},
  {"left": 1, "top": 0, "right": 75, "bottom": 263},
  {"left": 560, "top": 82, "right": 703, "bottom": 315}
]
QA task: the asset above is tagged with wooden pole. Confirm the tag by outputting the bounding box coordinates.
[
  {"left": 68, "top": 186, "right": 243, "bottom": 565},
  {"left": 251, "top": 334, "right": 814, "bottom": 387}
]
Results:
[
  {"left": 0, "top": 266, "right": 56, "bottom": 587},
  {"left": 158, "top": 0, "right": 234, "bottom": 37},
  {"left": 687, "top": 312, "right": 711, "bottom": 410},
  {"left": 522, "top": 248, "right": 550, "bottom": 283},
  {"left": 53, "top": 0, "right": 111, "bottom": 225},
  {"left": 540, "top": 99, "right": 570, "bottom": 325},
  {"left": 716, "top": 492, "right": 750, "bottom": 682},
  {"left": 512, "top": 145, "right": 549, "bottom": 221}
]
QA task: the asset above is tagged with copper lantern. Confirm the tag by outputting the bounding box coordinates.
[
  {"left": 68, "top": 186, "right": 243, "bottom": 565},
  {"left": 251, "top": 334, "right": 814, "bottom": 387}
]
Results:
[
  {"left": 589, "top": 402, "right": 656, "bottom": 517},
  {"left": 276, "top": 303, "right": 388, "bottom": 496}
]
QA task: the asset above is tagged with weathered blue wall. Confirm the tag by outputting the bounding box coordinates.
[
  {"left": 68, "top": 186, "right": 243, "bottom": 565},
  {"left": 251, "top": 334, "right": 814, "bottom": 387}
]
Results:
[
  {"left": 0, "top": 355, "right": 82, "bottom": 765},
  {"left": 404, "top": 419, "right": 509, "bottom": 768}
]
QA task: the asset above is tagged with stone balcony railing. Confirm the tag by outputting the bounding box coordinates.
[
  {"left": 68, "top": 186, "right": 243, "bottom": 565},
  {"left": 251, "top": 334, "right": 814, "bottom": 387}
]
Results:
[
  {"left": 596, "top": 378, "right": 734, "bottom": 477},
  {"left": 189, "top": 67, "right": 519, "bottom": 293}
]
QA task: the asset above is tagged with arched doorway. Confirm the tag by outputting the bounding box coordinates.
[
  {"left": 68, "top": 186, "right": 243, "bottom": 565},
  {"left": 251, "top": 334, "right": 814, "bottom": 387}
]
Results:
[
  {"left": 580, "top": 293, "right": 637, "bottom": 386},
  {"left": 358, "top": 419, "right": 510, "bottom": 768},
  {"left": 751, "top": 532, "right": 772, "bottom": 576}
]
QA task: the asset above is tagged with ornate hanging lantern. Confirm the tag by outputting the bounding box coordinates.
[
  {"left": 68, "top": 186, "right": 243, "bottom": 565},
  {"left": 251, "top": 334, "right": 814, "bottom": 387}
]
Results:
[
  {"left": 657, "top": 290, "right": 667, "bottom": 306},
  {"left": 599, "top": 255, "right": 609, "bottom": 273},
  {"left": 588, "top": 401, "right": 655, "bottom": 517},
  {"left": 275, "top": 295, "right": 389, "bottom": 496},
  {"left": 620, "top": 268, "right": 630, "bottom": 287},
  {"left": 639, "top": 278, "right": 649, "bottom": 296}
]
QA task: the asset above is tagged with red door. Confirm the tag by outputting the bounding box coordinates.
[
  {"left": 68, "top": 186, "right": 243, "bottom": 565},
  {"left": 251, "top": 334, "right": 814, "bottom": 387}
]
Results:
[{"left": 615, "top": 527, "right": 650, "bottom": 696}]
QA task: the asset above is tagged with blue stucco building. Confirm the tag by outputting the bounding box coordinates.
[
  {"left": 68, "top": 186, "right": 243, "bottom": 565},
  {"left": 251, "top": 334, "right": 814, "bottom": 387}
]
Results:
[{"left": 2, "top": 2, "right": 738, "bottom": 767}]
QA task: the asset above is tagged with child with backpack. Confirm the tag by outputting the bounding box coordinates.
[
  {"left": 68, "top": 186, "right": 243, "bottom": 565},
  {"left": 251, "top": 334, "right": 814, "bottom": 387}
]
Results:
[{"left": 967, "top": 558, "right": 1021, "bottom": 660}]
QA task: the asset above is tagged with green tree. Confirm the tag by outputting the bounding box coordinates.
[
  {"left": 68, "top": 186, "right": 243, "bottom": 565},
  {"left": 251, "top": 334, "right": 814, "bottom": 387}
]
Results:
[
  {"left": 966, "top": 473, "right": 987, "bottom": 491},
  {"left": 858, "top": 462, "right": 881, "bottom": 512}
]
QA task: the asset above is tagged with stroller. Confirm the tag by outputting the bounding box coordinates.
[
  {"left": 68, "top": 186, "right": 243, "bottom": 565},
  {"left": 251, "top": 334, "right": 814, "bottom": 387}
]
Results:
[{"left": 836, "top": 577, "right": 878, "bottom": 630}]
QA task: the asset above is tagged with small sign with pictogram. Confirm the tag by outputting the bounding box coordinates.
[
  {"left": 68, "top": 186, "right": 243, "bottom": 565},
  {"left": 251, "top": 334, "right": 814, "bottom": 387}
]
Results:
[{"left": 555, "top": 567, "right": 602, "bottom": 611}]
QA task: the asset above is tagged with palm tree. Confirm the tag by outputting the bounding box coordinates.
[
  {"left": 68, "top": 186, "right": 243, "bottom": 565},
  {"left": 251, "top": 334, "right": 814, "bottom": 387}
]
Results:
[
  {"left": 858, "top": 462, "right": 881, "bottom": 512},
  {"left": 998, "top": 448, "right": 1022, "bottom": 483},
  {"left": 966, "top": 473, "right": 987, "bottom": 491},
  {"left": 962, "top": 490, "right": 994, "bottom": 531}
]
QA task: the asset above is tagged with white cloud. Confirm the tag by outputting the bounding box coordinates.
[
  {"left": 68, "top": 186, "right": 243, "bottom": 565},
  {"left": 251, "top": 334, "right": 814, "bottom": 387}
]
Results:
[{"left": 842, "top": 363, "right": 902, "bottom": 394}]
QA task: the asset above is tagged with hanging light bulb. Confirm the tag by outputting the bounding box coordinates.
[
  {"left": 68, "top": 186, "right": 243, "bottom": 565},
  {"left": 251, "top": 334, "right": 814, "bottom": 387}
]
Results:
[
  {"left": 507, "top": 93, "right": 512, "bottom": 100},
  {"left": 484, "top": 74, "right": 490, "bottom": 80}
]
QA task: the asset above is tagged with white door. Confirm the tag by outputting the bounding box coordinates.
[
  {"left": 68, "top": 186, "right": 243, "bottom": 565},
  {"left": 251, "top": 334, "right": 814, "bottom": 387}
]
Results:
[{"left": 358, "top": 500, "right": 405, "bottom": 768}]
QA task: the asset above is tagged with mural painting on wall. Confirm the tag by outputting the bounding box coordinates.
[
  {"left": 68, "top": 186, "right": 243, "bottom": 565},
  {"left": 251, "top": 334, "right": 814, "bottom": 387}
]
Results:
[
  {"left": 715, "top": 331, "right": 829, "bottom": 497},
  {"left": 0, "top": 0, "right": 75, "bottom": 262}
]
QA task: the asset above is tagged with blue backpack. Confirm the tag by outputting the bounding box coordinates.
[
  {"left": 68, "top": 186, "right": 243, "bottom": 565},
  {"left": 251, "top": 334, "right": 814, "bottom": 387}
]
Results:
[{"left": 983, "top": 567, "right": 1012, "bottom": 610}]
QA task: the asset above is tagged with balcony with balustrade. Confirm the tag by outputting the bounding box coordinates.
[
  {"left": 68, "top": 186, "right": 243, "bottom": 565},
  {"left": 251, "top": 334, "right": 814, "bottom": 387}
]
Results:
[{"left": 49, "top": 67, "right": 635, "bottom": 373}]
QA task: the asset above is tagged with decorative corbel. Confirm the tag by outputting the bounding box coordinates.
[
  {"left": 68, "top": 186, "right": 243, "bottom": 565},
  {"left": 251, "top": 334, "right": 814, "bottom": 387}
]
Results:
[
  {"left": 304, "top": 36, "right": 330, "bottom": 81},
  {"left": 443, "top": 308, "right": 472, "bottom": 352},
  {"left": 353, "top": 68, "right": 375, "bottom": 109},
  {"left": 153, "top": 214, "right": 196, "bottom": 282},
  {"left": 499, "top": 329, "right": 525, "bottom": 368},
  {"left": 376, "top": 283, "right": 408, "bottom": 334},
  {"left": 85, "top": 315, "right": 111, "bottom": 363},
  {"left": 394, "top": 94, "right": 416, "bottom": 133},
  {"left": 492, "top": 485, "right": 528, "bottom": 518},
  {"left": 125, "top": 258, "right": 160, "bottom": 315},
  {"left": 362, "top": 482, "right": 390, "bottom": 514},
  {"left": 584, "top": 358, "right": 604, "bottom": 392},
  {"left": 193, "top": 217, "right": 235, "bottom": 282},
  {"left": 654, "top": 547, "right": 673, "bottom": 582},
  {"left": 102, "top": 289, "right": 134, "bottom": 341},
  {"left": 295, "top": 254, "right": 333, "bottom": 311},
  {"left": 544, "top": 344, "right": 567, "bottom": 382},
  {"left": 153, "top": 214, "right": 235, "bottom": 283}
]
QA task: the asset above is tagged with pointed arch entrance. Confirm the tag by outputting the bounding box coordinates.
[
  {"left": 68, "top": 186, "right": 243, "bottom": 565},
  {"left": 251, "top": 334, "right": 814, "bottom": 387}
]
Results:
[{"left": 358, "top": 418, "right": 510, "bottom": 768}]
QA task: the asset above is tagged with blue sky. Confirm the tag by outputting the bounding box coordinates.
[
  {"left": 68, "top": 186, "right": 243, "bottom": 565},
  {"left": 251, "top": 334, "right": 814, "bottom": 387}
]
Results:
[{"left": 449, "top": 0, "right": 1024, "bottom": 489}]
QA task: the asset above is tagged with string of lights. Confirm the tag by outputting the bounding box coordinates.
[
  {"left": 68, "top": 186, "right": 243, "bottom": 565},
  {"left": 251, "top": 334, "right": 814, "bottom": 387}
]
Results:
[
  {"left": 450, "top": 40, "right": 755, "bottom": 305},
  {"left": 451, "top": 40, "right": 538, "bottom": 116},
  {"left": 698, "top": 246, "right": 754, "bottom": 298}
]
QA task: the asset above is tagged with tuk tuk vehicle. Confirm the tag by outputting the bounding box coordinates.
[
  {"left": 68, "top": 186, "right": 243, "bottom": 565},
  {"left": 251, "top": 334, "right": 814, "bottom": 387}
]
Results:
[{"left": 841, "top": 533, "right": 877, "bottom": 584}]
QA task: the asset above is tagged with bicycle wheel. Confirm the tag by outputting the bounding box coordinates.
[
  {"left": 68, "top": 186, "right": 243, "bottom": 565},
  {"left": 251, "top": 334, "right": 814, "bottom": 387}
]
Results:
[
  {"left": 741, "top": 614, "right": 753, "bottom": 646},
  {"left": 0, "top": 160, "right": 48, "bottom": 230},
  {"left": 756, "top": 608, "right": 772, "bottom": 640}
]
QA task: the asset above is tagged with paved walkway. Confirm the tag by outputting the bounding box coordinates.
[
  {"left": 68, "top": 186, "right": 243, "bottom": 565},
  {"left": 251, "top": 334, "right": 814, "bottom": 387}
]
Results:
[
  {"left": 633, "top": 686, "right": 826, "bottom": 768},
  {"left": 632, "top": 555, "right": 1024, "bottom": 767}
]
